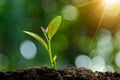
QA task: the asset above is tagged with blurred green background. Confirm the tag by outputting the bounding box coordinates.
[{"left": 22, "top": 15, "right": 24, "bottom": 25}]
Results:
[{"left": 0, "top": 0, "right": 120, "bottom": 72}]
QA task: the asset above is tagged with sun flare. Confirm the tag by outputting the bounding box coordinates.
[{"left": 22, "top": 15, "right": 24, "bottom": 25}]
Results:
[{"left": 103, "top": 0, "right": 120, "bottom": 6}]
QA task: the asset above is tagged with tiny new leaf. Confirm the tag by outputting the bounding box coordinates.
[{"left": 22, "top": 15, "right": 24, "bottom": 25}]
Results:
[
  {"left": 48, "top": 16, "right": 61, "bottom": 39},
  {"left": 24, "top": 31, "right": 47, "bottom": 49}
]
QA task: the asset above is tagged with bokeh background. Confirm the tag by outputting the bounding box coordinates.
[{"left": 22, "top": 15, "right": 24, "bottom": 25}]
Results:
[{"left": 0, "top": 0, "right": 120, "bottom": 72}]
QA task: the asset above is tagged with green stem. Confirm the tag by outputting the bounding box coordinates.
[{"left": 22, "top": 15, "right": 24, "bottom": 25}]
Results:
[{"left": 48, "top": 39, "right": 55, "bottom": 69}]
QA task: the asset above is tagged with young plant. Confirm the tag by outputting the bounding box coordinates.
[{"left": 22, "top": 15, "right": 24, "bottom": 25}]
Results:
[{"left": 24, "top": 16, "right": 61, "bottom": 69}]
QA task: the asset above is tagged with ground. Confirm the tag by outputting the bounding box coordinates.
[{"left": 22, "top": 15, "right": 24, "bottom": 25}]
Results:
[{"left": 0, "top": 67, "right": 120, "bottom": 80}]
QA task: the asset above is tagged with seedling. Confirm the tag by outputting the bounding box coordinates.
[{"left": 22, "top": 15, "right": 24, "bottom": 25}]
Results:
[{"left": 24, "top": 16, "right": 61, "bottom": 69}]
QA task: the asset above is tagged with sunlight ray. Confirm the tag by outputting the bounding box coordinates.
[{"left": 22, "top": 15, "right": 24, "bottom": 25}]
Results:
[
  {"left": 76, "top": 0, "right": 99, "bottom": 8},
  {"left": 88, "top": 6, "right": 107, "bottom": 52}
]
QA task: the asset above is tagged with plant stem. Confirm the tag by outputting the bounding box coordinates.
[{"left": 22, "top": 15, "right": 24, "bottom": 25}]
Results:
[{"left": 48, "top": 39, "right": 55, "bottom": 69}]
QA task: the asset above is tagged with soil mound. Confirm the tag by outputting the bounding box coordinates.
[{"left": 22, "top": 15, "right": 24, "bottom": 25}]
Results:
[{"left": 0, "top": 67, "right": 120, "bottom": 80}]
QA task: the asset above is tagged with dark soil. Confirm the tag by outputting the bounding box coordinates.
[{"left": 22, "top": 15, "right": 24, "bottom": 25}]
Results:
[{"left": 0, "top": 67, "right": 120, "bottom": 80}]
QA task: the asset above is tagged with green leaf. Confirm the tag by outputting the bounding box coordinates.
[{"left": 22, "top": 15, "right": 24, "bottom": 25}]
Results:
[
  {"left": 48, "top": 16, "right": 61, "bottom": 39},
  {"left": 24, "top": 31, "right": 47, "bottom": 49}
]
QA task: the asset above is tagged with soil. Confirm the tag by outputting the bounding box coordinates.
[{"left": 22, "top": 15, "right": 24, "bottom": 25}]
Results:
[{"left": 0, "top": 67, "right": 120, "bottom": 80}]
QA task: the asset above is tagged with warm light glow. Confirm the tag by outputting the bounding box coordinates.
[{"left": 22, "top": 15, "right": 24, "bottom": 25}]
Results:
[
  {"left": 103, "top": 0, "right": 120, "bottom": 6},
  {"left": 100, "top": 0, "right": 120, "bottom": 17}
]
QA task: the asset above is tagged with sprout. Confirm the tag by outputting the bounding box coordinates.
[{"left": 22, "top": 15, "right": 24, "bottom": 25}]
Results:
[{"left": 24, "top": 16, "right": 61, "bottom": 69}]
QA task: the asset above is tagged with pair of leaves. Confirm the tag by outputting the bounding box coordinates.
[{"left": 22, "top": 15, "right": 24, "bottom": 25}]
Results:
[{"left": 24, "top": 16, "right": 61, "bottom": 49}]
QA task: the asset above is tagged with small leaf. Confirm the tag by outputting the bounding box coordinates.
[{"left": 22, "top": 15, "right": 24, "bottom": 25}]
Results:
[
  {"left": 53, "top": 55, "right": 57, "bottom": 69},
  {"left": 24, "top": 31, "right": 47, "bottom": 49},
  {"left": 53, "top": 55, "right": 57, "bottom": 62},
  {"left": 41, "top": 27, "right": 49, "bottom": 41},
  {"left": 48, "top": 16, "right": 61, "bottom": 39},
  {"left": 41, "top": 27, "right": 47, "bottom": 33}
]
